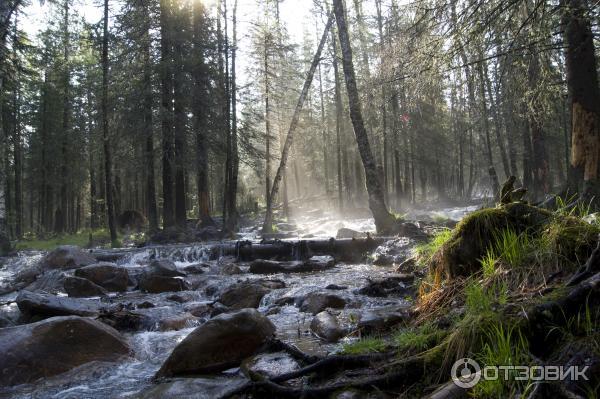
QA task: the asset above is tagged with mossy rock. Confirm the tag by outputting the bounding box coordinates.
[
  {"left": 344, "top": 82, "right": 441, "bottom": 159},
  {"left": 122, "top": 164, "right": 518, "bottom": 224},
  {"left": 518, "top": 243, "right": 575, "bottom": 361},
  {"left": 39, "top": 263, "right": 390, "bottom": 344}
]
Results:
[{"left": 432, "top": 203, "right": 552, "bottom": 278}]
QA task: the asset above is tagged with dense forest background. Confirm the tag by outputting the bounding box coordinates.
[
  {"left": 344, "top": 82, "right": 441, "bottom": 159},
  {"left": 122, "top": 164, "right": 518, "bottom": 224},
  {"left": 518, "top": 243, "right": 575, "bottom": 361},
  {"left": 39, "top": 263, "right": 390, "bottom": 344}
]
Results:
[{"left": 0, "top": 0, "right": 598, "bottom": 245}]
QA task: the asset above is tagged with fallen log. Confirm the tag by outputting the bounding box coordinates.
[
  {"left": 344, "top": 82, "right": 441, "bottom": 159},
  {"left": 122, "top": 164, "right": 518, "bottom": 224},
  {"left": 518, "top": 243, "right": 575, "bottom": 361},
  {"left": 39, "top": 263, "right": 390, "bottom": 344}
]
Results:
[{"left": 211, "top": 237, "right": 387, "bottom": 262}]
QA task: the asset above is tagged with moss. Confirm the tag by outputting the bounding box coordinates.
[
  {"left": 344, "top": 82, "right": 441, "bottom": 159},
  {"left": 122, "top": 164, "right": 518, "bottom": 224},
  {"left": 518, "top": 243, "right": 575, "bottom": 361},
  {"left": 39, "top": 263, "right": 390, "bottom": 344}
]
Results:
[{"left": 432, "top": 203, "right": 557, "bottom": 278}]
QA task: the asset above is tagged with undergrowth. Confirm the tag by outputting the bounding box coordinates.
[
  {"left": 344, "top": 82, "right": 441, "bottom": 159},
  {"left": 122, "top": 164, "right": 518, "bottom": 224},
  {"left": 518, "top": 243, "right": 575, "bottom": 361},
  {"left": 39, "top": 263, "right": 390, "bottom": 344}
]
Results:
[{"left": 340, "top": 337, "right": 387, "bottom": 355}]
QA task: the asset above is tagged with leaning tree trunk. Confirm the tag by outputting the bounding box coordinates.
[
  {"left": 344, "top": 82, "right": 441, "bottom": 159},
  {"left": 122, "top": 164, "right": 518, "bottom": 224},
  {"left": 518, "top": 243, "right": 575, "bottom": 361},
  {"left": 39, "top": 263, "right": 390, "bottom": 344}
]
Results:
[
  {"left": 102, "top": 0, "right": 117, "bottom": 246},
  {"left": 262, "top": 13, "right": 334, "bottom": 233},
  {"left": 564, "top": 0, "right": 600, "bottom": 202},
  {"left": 332, "top": 0, "right": 395, "bottom": 234}
]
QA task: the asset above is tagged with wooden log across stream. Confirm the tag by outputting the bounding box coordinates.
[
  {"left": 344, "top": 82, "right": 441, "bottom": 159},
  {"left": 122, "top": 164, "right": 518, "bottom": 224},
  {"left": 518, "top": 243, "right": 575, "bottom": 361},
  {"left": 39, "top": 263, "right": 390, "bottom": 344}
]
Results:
[{"left": 89, "top": 237, "right": 389, "bottom": 263}]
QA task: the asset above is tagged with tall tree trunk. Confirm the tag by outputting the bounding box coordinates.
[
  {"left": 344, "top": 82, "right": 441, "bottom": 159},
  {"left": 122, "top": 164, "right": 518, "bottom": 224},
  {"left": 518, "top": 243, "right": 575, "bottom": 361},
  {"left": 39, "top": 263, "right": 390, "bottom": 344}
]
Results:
[
  {"left": 263, "top": 33, "right": 272, "bottom": 225},
  {"left": 333, "top": 0, "right": 395, "bottom": 234},
  {"left": 192, "top": 0, "right": 213, "bottom": 227},
  {"left": 225, "top": 0, "right": 239, "bottom": 231},
  {"left": 173, "top": 3, "right": 187, "bottom": 228},
  {"left": 12, "top": 16, "right": 21, "bottom": 238},
  {"left": 527, "top": 53, "right": 550, "bottom": 198},
  {"left": 102, "top": 0, "right": 117, "bottom": 246},
  {"left": 332, "top": 26, "right": 344, "bottom": 212},
  {"left": 160, "top": 0, "right": 175, "bottom": 228},
  {"left": 262, "top": 13, "right": 334, "bottom": 233},
  {"left": 143, "top": 2, "right": 158, "bottom": 232},
  {"left": 564, "top": 0, "right": 600, "bottom": 201},
  {"left": 476, "top": 60, "right": 500, "bottom": 196},
  {"left": 58, "top": 0, "right": 70, "bottom": 233},
  {"left": 375, "top": 0, "right": 388, "bottom": 201}
]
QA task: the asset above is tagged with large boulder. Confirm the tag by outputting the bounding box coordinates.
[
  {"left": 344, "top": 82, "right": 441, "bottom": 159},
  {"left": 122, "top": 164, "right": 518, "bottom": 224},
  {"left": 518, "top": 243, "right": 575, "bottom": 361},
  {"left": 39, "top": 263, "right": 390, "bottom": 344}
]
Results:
[
  {"left": 310, "top": 311, "right": 346, "bottom": 342},
  {"left": 64, "top": 276, "right": 108, "bottom": 297},
  {"left": 218, "top": 282, "right": 270, "bottom": 309},
  {"left": 74, "top": 263, "right": 129, "bottom": 292},
  {"left": 146, "top": 259, "right": 185, "bottom": 278},
  {"left": 23, "top": 270, "right": 66, "bottom": 294},
  {"left": 16, "top": 290, "right": 103, "bottom": 319},
  {"left": 0, "top": 316, "right": 130, "bottom": 386},
  {"left": 39, "top": 245, "right": 97, "bottom": 270},
  {"left": 357, "top": 305, "right": 411, "bottom": 334},
  {"left": 249, "top": 256, "right": 335, "bottom": 274},
  {"left": 155, "top": 308, "right": 276, "bottom": 378},
  {"left": 138, "top": 259, "right": 187, "bottom": 293},
  {"left": 300, "top": 291, "right": 347, "bottom": 315},
  {"left": 139, "top": 275, "right": 186, "bottom": 293}
]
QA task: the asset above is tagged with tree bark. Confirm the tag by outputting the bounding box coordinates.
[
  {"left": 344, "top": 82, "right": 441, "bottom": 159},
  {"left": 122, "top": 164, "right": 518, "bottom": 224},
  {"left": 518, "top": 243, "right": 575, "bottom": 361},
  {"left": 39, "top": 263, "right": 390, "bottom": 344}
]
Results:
[
  {"left": 172, "top": 3, "right": 187, "bottom": 228},
  {"left": 160, "top": 0, "right": 175, "bottom": 228},
  {"left": 333, "top": 0, "right": 395, "bottom": 234},
  {"left": 564, "top": 0, "right": 600, "bottom": 202},
  {"left": 102, "top": 0, "right": 117, "bottom": 246},
  {"left": 143, "top": 1, "right": 158, "bottom": 232},
  {"left": 262, "top": 13, "right": 334, "bottom": 233},
  {"left": 225, "top": 0, "right": 239, "bottom": 232}
]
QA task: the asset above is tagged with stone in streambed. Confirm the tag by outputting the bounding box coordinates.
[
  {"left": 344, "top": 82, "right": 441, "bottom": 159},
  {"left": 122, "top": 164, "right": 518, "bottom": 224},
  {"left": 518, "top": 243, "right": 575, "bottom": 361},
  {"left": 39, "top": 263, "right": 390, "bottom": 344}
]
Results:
[
  {"left": 147, "top": 259, "right": 185, "bottom": 277},
  {"left": 336, "top": 228, "right": 368, "bottom": 239},
  {"left": 0, "top": 315, "right": 131, "bottom": 386},
  {"left": 137, "top": 376, "right": 247, "bottom": 399},
  {"left": 241, "top": 352, "right": 300, "bottom": 380},
  {"left": 154, "top": 308, "right": 275, "bottom": 378},
  {"left": 218, "top": 282, "right": 270, "bottom": 309},
  {"left": 300, "top": 291, "right": 347, "bottom": 315},
  {"left": 16, "top": 290, "right": 103, "bottom": 319},
  {"left": 39, "top": 245, "right": 97, "bottom": 270},
  {"left": 357, "top": 306, "right": 411, "bottom": 334},
  {"left": 74, "top": 262, "right": 129, "bottom": 292},
  {"left": 310, "top": 311, "right": 346, "bottom": 342},
  {"left": 64, "top": 276, "right": 108, "bottom": 297}
]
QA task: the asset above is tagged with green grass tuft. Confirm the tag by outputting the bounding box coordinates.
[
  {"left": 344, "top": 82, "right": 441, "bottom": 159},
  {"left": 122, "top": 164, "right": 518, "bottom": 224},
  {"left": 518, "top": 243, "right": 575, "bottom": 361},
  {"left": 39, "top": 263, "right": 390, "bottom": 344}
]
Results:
[
  {"left": 340, "top": 337, "right": 387, "bottom": 355},
  {"left": 415, "top": 229, "right": 452, "bottom": 267}
]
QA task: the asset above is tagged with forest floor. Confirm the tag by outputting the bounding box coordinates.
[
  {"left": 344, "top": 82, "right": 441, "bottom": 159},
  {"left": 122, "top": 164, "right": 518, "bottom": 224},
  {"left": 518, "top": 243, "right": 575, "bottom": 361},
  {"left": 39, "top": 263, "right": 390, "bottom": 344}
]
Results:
[{"left": 0, "top": 199, "right": 598, "bottom": 398}]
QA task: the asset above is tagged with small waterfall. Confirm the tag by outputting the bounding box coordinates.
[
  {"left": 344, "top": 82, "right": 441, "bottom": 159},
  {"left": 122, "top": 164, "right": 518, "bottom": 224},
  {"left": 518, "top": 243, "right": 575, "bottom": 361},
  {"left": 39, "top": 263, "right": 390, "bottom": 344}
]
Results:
[{"left": 120, "top": 244, "right": 212, "bottom": 267}]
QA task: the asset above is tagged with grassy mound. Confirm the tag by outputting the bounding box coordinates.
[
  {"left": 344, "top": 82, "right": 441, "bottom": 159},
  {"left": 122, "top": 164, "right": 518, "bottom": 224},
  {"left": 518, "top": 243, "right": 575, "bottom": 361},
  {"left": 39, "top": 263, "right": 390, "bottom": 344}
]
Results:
[{"left": 430, "top": 203, "right": 598, "bottom": 280}]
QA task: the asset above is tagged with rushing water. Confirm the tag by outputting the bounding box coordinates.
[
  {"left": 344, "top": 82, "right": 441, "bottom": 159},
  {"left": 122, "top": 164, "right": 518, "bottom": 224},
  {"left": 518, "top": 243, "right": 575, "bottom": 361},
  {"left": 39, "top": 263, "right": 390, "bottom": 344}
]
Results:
[{"left": 0, "top": 207, "right": 475, "bottom": 398}]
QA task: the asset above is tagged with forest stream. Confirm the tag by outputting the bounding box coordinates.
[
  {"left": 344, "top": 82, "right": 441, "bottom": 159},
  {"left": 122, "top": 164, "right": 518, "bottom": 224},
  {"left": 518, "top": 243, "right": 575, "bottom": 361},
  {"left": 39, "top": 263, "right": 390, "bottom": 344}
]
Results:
[{"left": 0, "top": 206, "right": 473, "bottom": 398}]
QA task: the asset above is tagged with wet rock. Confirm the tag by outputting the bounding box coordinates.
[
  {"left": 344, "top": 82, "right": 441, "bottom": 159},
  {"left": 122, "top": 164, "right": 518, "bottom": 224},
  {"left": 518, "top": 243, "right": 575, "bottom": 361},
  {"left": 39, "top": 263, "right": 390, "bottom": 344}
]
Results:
[
  {"left": 137, "top": 301, "right": 155, "bottom": 309},
  {"left": 336, "top": 228, "right": 368, "bottom": 239},
  {"left": 166, "top": 293, "right": 194, "bottom": 303},
  {"left": 220, "top": 263, "right": 243, "bottom": 275},
  {"left": 425, "top": 380, "right": 468, "bottom": 399},
  {"left": 357, "top": 306, "right": 410, "bottom": 333},
  {"left": 184, "top": 302, "right": 213, "bottom": 318},
  {"left": 137, "top": 376, "right": 247, "bottom": 399},
  {"left": 357, "top": 277, "right": 414, "bottom": 298},
  {"left": 98, "top": 310, "right": 154, "bottom": 332},
  {"left": 372, "top": 238, "right": 412, "bottom": 266},
  {"left": 218, "top": 282, "right": 270, "bottom": 309},
  {"left": 249, "top": 256, "right": 335, "bottom": 274},
  {"left": 259, "top": 278, "right": 286, "bottom": 289},
  {"left": 0, "top": 315, "right": 14, "bottom": 328},
  {"left": 310, "top": 311, "right": 346, "bottom": 342},
  {"left": 74, "top": 263, "right": 129, "bottom": 292},
  {"left": 155, "top": 308, "right": 276, "bottom": 378},
  {"left": 395, "top": 222, "right": 428, "bottom": 240},
  {"left": 300, "top": 291, "right": 347, "bottom": 315},
  {"left": 326, "top": 284, "right": 348, "bottom": 290},
  {"left": 139, "top": 275, "right": 187, "bottom": 293},
  {"left": 182, "top": 264, "right": 208, "bottom": 274},
  {"left": 158, "top": 313, "right": 201, "bottom": 331},
  {"left": 209, "top": 302, "right": 229, "bottom": 317},
  {"left": 147, "top": 259, "right": 185, "bottom": 278},
  {"left": 0, "top": 315, "right": 131, "bottom": 386},
  {"left": 64, "top": 276, "right": 108, "bottom": 297},
  {"left": 16, "top": 290, "right": 103, "bottom": 319},
  {"left": 241, "top": 351, "right": 300, "bottom": 379},
  {"left": 39, "top": 245, "right": 97, "bottom": 270},
  {"left": 23, "top": 270, "right": 66, "bottom": 294}
]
